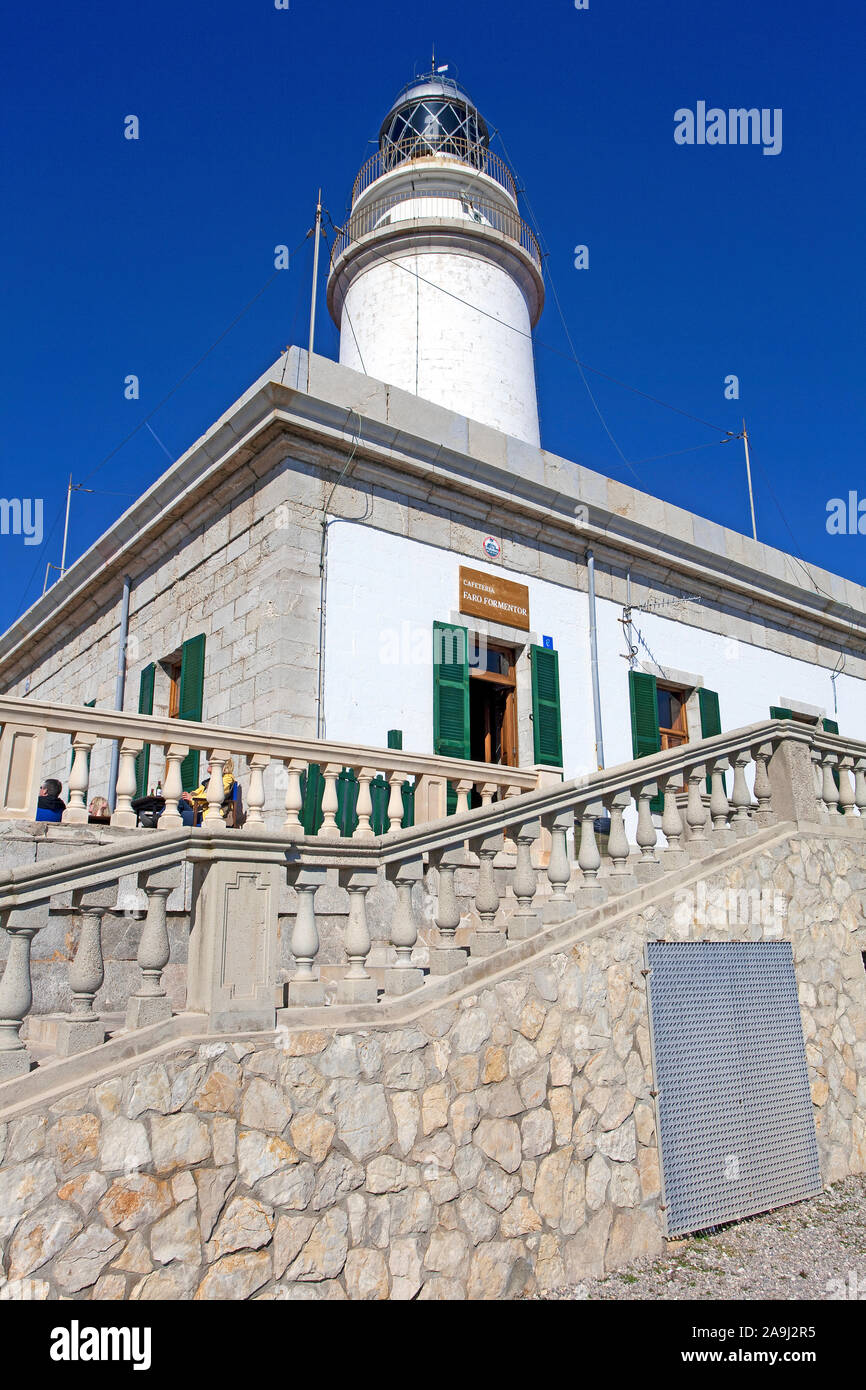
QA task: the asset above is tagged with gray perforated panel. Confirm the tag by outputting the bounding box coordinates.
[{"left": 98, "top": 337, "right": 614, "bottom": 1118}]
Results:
[{"left": 646, "top": 941, "right": 822, "bottom": 1237}]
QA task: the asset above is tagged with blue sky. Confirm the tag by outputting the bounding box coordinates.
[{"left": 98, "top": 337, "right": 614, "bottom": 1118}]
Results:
[{"left": 2, "top": 0, "right": 864, "bottom": 632}]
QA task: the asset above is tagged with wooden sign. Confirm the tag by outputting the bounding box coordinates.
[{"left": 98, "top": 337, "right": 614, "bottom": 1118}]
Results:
[{"left": 459, "top": 566, "right": 530, "bottom": 630}]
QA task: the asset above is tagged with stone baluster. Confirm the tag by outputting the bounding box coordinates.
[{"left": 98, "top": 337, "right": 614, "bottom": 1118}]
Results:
[
  {"left": 605, "top": 791, "right": 632, "bottom": 876},
  {"left": 821, "top": 752, "right": 840, "bottom": 819},
  {"left": 542, "top": 808, "right": 575, "bottom": 921},
  {"left": 354, "top": 767, "right": 375, "bottom": 838},
  {"left": 577, "top": 801, "right": 601, "bottom": 881},
  {"left": 243, "top": 754, "right": 269, "bottom": 828},
  {"left": 159, "top": 743, "right": 187, "bottom": 830},
  {"left": 811, "top": 747, "right": 828, "bottom": 820},
  {"left": 63, "top": 733, "right": 97, "bottom": 825},
  {"left": 319, "top": 763, "right": 341, "bottom": 838},
  {"left": 752, "top": 743, "right": 775, "bottom": 826},
  {"left": 427, "top": 848, "right": 469, "bottom": 974},
  {"left": 854, "top": 758, "right": 866, "bottom": 822},
  {"left": 435, "top": 854, "right": 461, "bottom": 942},
  {"left": 203, "top": 749, "right": 230, "bottom": 829},
  {"left": 384, "top": 857, "right": 424, "bottom": 995},
  {"left": 469, "top": 831, "right": 505, "bottom": 955},
  {"left": 660, "top": 774, "right": 686, "bottom": 864},
  {"left": 126, "top": 870, "right": 176, "bottom": 1030},
  {"left": 0, "top": 918, "right": 38, "bottom": 1079},
  {"left": 283, "top": 759, "right": 305, "bottom": 839},
  {"left": 635, "top": 782, "right": 659, "bottom": 868},
  {"left": 686, "top": 764, "right": 709, "bottom": 848},
  {"left": 55, "top": 908, "right": 107, "bottom": 1056},
  {"left": 838, "top": 756, "right": 856, "bottom": 817},
  {"left": 508, "top": 818, "right": 541, "bottom": 940},
  {"left": 387, "top": 770, "right": 406, "bottom": 830},
  {"left": 337, "top": 868, "right": 378, "bottom": 1003},
  {"left": 479, "top": 781, "right": 497, "bottom": 808},
  {"left": 286, "top": 866, "right": 326, "bottom": 1004},
  {"left": 730, "top": 751, "right": 755, "bottom": 832},
  {"left": 455, "top": 779, "right": 473, "bottom": 815},
  {"left": 111, "top": 738, "right": 143, "bottom": 828},
  {"left": 708, "top": 759, "right": 732, "bottom": 833}
]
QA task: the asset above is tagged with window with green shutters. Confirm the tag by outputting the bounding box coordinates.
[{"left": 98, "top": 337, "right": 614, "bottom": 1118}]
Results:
[
  {"left": 135, "top": 668, "right": 155, "bottom": 799},
  {"left": 178, "top": 634, "right": 206, "bottom": 792},
  {"left": 628, "top": 670, "right": 662, "bottom": 811},
  {"left": 769, "top": 706, "right": 794, "bottom": 721},
  {"left": 698, "top": 687, "right": 723, "bottom": 795},
  {"left": 530, "top": 645, "right": 563, "bottom": 767}
]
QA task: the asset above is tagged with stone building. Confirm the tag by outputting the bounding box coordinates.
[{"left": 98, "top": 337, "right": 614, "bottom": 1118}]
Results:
[{"left": 0, "top": 72, "right": 862, "bottom": 817}]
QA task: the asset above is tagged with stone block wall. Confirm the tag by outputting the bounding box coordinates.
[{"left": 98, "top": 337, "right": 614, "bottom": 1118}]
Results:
[
  {"left": 0, "top": 830, "right": 863, "bottom": 1300},
  {"left": 4, "top": 437, "right": 326, "bottom": 802}
]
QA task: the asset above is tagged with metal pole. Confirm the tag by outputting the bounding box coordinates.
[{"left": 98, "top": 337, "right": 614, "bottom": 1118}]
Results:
[
  {"left": 60, "top": 474, "right": 73, "bottom": 576},
  {"left": 307, "top": 190, "right": 323, "bottom": 394},
  {"left": 107, "top": 575, "right": 132, "bottom": 811},
  {"left": 742, "top": 419, "right": 757, "bottom": 542},
  {"left": 587, "top": 548, "right": 605, "bottom": 770}
]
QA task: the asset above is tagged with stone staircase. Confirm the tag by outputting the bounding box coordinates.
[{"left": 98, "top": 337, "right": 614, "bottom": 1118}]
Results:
[{"left": 0, "top": 714, "right": 862, "bottom": 1100}]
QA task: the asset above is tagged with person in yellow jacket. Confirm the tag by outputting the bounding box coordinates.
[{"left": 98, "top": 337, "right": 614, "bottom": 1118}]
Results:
[{"left": 181, "top": 758, "right": 236, "bottom": 824}]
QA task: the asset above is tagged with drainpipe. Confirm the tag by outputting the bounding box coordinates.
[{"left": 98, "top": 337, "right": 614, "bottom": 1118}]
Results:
[
  {"left": 586, "top": 549, "right": 605, "bottom": 770},
  {"left": 107, "top": 575, "right": 132, "bottom": 810}
]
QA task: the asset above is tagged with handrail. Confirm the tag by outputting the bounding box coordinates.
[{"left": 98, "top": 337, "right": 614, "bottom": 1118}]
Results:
[
  {"left": 352, "top": 139, "right": 518, "bottom": 204},
  {"left": 0, "top": 694, "right": 538, "bottom": 790},
  {"left": 287, "top": 719, "right": 792, "bottom": 864},
  {"left": 333, "top": 189, "right": 542, "bottom": 269}
]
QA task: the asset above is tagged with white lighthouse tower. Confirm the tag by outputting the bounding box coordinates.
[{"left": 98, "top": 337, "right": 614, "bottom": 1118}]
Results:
[{"left": 327, "top": 71, "right": 545, "bottom": 446}]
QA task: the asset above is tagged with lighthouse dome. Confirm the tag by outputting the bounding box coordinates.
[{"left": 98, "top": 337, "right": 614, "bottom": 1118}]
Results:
[{"left": 378, "top": 74, "right": 489, "bottom": 168}]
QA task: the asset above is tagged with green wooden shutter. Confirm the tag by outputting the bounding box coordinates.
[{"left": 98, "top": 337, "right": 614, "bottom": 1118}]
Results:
[
  {"left": 135, "top": 668, "right": 155, "bottom": 799},
  {"left": 387, "top": 730, "right": 403, "bottom": 749},
  {"left": 629, "top": 671, "right": 661, "bottom": 758},
  {"left": 433, "top": 623, "right": 470, "bottom": 759},
  {"left": 178, "top": 634, "right": 206, "bottom": 792},
  {"left": 769, "top": 706, "right": 793, "bottom": 720},
  {"left": 629, "top": 670, "right": 662, "bottom": 812},
  {"left": 301, "top": 765, "right": 324, "bottom": 835},
  {"left": 699, "top": 688, "right": 722, "bottom": 795},
  {"left": 433, "top": 622, "right": 470, "bottom": 814},
  {"left": 530, "top": 645, "right": 563, "bottom": 767}
]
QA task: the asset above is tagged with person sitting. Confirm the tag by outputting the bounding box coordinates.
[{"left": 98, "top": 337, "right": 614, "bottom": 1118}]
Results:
[
  {"left": 187, "top": 759, "right": 238, "bottom": 826},
  {"left": 177, "top": 792, "right": 196, "bottom": 827},
  {"left": 36, "top": 778, "right": 66, "bottom": 822}
]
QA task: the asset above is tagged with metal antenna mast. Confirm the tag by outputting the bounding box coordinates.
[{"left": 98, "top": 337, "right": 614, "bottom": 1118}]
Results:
[
  {"left": 742, "top": 418, "right": 757, "bottom": 542},
  {"left": 307, "top": 190, "right": 323, "bottom": 394}
]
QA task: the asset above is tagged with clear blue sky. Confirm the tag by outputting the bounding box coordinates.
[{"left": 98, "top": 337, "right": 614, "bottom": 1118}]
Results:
[{"left": 2, "top": 0, "right": 864, "bottom": 633}]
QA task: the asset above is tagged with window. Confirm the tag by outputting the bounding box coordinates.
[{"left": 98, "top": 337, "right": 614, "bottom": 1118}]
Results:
[{"left": 657, "top": 684, "right": 689, "bottom": 751}]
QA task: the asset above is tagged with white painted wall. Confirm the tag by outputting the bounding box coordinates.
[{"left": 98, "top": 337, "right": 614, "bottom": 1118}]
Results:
[
  {"left": 338, "top": 245, "right": 540, "bottom": 446},
  {"left": 323, "top": 521, "right": 591, "bottom": 772},
  {"left": 325, "top": 520, "right": 866, "bottom": 785},
  {"left": 594, "top": 595, "right": 866, "bottom": 770}
]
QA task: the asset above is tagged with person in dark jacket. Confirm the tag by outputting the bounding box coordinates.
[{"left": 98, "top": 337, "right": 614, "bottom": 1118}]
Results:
[{"left": 36, "top": 778, "right": 66, "bottom": 822}]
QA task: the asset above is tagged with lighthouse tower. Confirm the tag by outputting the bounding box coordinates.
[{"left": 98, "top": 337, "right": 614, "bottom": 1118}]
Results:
[{"left": 327, "top": 71, "right": 545, "bottom": 446}]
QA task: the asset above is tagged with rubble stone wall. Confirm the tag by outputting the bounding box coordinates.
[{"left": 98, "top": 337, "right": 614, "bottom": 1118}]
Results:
[{"left": 0, "top": 831, "right": 864, "bottom": 1300}]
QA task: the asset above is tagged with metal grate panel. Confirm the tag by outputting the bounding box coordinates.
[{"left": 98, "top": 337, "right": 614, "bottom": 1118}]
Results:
[{"left": 646, "top": 941, "right": 822, "bottom": 1237}]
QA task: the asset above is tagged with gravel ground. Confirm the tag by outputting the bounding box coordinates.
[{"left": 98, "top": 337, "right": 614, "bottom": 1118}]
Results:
[{"left": 536, "top": 1176, "right": 866, "bottom": 1300}]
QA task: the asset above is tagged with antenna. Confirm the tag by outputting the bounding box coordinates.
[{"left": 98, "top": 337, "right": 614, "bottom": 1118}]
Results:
[
  {"left": 307, "top": 189, "right": 323, "bottom": 394},
  {"left": 742, "top": 418, "right": 757, "bottom": 542},
  {"left": 59, "top": 475, "right": 95, "bottom": 578}
]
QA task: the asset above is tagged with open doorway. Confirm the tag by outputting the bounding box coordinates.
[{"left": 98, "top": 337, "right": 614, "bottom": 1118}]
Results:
[{"left": 469, "top": 641, "right": 517, "bottom": 768}]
